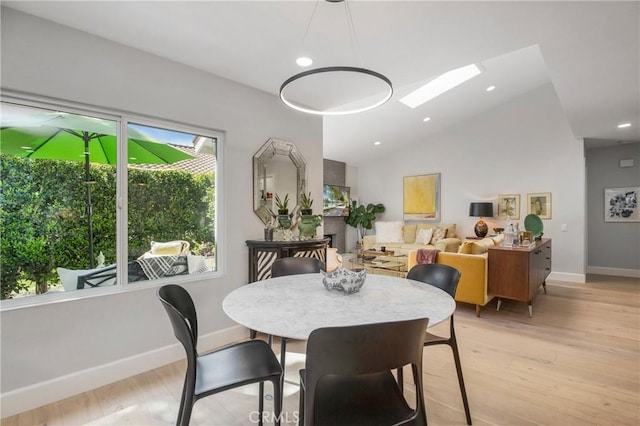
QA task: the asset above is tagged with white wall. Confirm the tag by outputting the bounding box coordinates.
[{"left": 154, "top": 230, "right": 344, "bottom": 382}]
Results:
[
  {"left": 586, "top": 143, "right": 640, "bottom": 276},
  {"left": 0, "top": 8, "right": 323, "bottom": 415},
  {"left": 352, "top": 83, "right": 586, "bottom": 280}
]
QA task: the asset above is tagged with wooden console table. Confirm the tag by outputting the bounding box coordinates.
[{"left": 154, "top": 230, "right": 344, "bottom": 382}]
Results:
[
  {"left": 246, "top": 238, "right": 330, "bottom": 282},
  {"left": 488, "top": 238, "right": 551, "bottom": 317}
]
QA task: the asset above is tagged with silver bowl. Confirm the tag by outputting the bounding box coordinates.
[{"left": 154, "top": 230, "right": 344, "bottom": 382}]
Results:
[{"left": 321, "top": 267, "right": 367, "bottom": 295}]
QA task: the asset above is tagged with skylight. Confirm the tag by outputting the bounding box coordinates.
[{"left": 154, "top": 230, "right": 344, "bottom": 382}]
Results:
[{"left": 399, "top": 64, "right": 482, "bottom": 108}]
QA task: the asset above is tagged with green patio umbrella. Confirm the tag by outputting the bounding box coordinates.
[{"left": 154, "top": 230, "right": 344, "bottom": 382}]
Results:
[{"left": 0, "top": 104, "right": 195, "bottom": 267}]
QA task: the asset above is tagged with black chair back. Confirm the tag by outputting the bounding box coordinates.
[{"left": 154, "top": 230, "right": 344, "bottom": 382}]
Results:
[
  {"left": 407, "top": 263, "right": 461, "bottom": 298},
  {"left": 304, "top": 318, "right": 429, "bottom": 425},
  {"left": 271, "top": 257, "right": 324, "bottom": 277},
  {"left": 158, "top": 284, "right": 199, "bottom": 367}
]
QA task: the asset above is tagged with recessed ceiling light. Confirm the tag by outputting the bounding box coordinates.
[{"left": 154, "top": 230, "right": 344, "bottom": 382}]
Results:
[
  {"left": 486, "top": 85, "right": 496, "bottom": 92},
  {"left": 374, "top": 141, "right": 381, "bottom": 146},
  {"left": 399, "top": 63, "right": 482, "bottom": 109},
  {"left": 423, "top": 117, "right": 431, "bottom": 122},
  {"left": 296, "top": 57, "right": 313, "bottom": 67},
  {"left": 618, "top": 123, "right": 631, "bottom": 129}
]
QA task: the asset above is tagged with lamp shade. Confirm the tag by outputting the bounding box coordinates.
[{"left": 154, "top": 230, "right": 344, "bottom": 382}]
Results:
[{"left": 469, "top": 202, "right": 494, "bottom": 217}]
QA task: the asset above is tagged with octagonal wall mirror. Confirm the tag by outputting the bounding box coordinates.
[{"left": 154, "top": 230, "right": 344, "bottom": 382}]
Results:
[{"left": 253, "top": 138, "right": 306, "bottom": 225}]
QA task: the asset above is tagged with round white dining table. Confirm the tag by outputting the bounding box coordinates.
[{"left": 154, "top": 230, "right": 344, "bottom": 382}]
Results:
[{"left": 223, "top": 273, "right": 456, "bottom": 341}]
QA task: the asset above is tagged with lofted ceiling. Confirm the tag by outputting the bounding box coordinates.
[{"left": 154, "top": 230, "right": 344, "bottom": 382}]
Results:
[{"left": 3, "top": 1, "right": 639, "bottom": 166}]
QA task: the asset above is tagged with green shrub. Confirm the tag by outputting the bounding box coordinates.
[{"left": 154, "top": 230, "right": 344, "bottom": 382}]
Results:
[{"left": 0, "top": 154, "right": 214, "bottom": 298}]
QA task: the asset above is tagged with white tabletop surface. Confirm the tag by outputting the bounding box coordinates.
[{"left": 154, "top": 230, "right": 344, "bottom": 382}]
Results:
[{"left": 223, "top": 273, "right": 455, "bottom": 341}]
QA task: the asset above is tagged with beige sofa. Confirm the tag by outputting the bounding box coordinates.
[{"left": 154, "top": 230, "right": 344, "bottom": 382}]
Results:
[
  {"left": 361, "top": 222, "right": 461, "bottom": 255},
  {"left": 406, "top": 234, "right": 505, "bottom": 316}
]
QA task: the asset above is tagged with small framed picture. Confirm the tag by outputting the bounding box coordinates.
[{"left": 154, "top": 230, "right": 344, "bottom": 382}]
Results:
[
  {"left": 527, "top": 192, "right": 552, "bottom": 219},
  {"left": 497, "top": 194, "right": 520, "bottom": 220},
  {"left": 604, "top": 187, "right": 639, "bottom": 222}
]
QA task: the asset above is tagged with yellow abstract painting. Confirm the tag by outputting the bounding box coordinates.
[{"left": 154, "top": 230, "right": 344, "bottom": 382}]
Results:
[{"left": 403, "top": 173, "right": 440, "bottom": 220}]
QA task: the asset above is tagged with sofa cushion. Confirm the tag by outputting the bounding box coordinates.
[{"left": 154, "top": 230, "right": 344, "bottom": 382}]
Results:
[
  {"left": 403, "top": 224, "right": 418, "bottom": 243},
  {"left": 415, "top": 228, "right": 434, "bottom": 245},
  {"left": 375, "top": 221, "right": 404, "bottom": 243}
]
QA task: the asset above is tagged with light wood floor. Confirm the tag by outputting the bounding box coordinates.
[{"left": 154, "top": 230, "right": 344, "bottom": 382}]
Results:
[{"left": 3, "top": 275, "right": 639, "bottom": 425}]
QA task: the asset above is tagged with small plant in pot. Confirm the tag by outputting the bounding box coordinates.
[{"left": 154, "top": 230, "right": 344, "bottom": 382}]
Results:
[
  {"left": 274, "top": 193, "right": 289, "bottom": 215},
  {"left": 300, "top": 192, "right": 313, "bottom": 215}
]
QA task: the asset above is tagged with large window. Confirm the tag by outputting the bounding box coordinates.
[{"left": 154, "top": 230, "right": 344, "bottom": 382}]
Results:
[{"left": 0, "top": 101, "right": 219, "bottom": 301}]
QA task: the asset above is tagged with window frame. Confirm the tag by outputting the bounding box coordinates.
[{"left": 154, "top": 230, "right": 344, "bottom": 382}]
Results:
[{"left": 0, "top": 93, "right": 225, "bottom": 310}]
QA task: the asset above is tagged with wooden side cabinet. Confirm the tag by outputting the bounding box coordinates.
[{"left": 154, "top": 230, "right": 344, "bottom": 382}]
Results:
[
  {"left": 488, "top": 238, "right": 551, "bottom": 317},
  {"left": 246, "top": 238, "right": 329, "bottom": 282}
]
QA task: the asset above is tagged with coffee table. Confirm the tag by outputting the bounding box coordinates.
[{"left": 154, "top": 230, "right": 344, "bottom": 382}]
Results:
[{"left": 348, "top": 252, "right": 408, "bottom": 277}]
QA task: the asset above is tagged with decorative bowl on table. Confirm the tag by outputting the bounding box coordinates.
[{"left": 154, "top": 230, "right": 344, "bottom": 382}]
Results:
[{"left": 321, "top": 267, "right": 367, "bottom": 295}]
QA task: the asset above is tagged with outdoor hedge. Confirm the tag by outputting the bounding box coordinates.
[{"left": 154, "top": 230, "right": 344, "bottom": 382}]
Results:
[{"left": 0, "top": 154, "right": 214, "bottom": 298}]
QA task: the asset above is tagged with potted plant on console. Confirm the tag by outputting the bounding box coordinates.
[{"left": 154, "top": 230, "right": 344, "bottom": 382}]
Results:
[
  {"left": 300, "top": 192, "right": 313, "bottom": 215},
  {"left": 274, "top": 193, "right": 289, "bottom": 215},
  {"left": 298, "top": 192, "right": 322, "bottom": 240},
  {"left": 344, "top": 200, "right": 385, "bottom": 253}
]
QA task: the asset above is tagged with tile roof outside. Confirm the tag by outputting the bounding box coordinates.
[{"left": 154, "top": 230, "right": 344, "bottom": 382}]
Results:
[{"left": 129, "top": 145, "right": 215, "bottom": 174}]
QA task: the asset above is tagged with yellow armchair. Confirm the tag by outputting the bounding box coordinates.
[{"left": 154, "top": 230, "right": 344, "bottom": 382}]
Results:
[{"left": 407, "top": 250, "right": 494, "bottom": 317}]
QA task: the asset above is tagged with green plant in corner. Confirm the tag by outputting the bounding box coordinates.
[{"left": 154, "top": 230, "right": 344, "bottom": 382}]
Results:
[
  {"left": 300, "top": 192, "right": 313, "bottom": 214},
  {"left": 344, "top": 200, "right": 385, "bottom": 243},
  {"left": 274, "top": 193, "right": 289, "bottom": 214}
]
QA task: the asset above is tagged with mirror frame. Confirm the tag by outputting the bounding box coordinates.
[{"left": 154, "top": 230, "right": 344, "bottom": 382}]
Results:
[{"left": 253, "top": 138, "right": 306, "bottom": 225}]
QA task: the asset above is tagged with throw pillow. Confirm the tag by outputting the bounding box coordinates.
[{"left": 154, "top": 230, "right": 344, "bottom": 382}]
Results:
[
  {"left": 403, "top": 224, "right": 418, "bottom": 244},
  {"left": 441, "top": 223, "right": 457, "bottom": 238},
  {"left": 430, "top": 228, "right": 448, "bottom": 244},
  {"left": 187, "top": 255, "right": 209, "bottom": 274},
  {"left": 150, "top": 240, "right": 184, "bottom": 255},
  {"left": 415, "top": 228, "right": 434, "bottom": 245},
  {"left": 375, "top": 221, "right": 404, "bottom": 243},
  {"left": 491, "top": 234, "right": 505, "bottom": 246},
  {"left": 458, "top": 241, "right": 488, "bottom": 254}
]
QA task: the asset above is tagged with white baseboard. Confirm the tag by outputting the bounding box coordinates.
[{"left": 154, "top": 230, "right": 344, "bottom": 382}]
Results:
[
  {"left": 548, "top": 271, "right": 586, "bottom": 283},
  {"left": 0, "top": 325, "right": 248, "bottom": 419},
  {"left": 587, "top": 266, "right": 640, "bottom": 278}
]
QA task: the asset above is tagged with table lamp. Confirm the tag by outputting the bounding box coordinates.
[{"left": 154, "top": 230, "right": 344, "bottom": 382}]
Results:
[{"left": 469, "top": 202, "right": 494, "bottom": 238}]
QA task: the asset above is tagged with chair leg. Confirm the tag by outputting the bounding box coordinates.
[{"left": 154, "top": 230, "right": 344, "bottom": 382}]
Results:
[
  {"left": 279, "top": 337, "right": 288, "bottom": 408},
  {"left": 298, "top": 378, "right": 305, "bottom": 426},
  {"left": 176, "top": 389, "right": 186, "bottom": 426},
  {"left": 272, "top": 378, "right": 282, "bottom": 426},
  {"left": 177, "top": 378, "right": 192, "bottom": 426},
  {"left": 180, "top": 399, "right": 195, "bottom": 426},
  {"left": 397, "top": 367, "right": 404, "bottom": 393},
  {"left": 258, "top": 381, "right": 264, "bottom": 426},
  {"left": 450, "top": 331, "right": 472, "bottom": 425}
]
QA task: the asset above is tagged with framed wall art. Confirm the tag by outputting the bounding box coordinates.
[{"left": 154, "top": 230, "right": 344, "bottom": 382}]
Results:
[
  {"left": 527, "top": 192, "right": 552, "bottom": 219},
  {"left": 604, "top": 187, "right": 639, "bottom": 222},
  {"left": 497, "top": 194, "right": 520, "bottom": 220},
  {"left": 403, "top": 173, "right": 440, "bottom": 221}
]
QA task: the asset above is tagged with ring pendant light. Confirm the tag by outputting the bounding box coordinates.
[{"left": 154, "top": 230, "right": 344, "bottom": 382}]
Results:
[{"left": 279, "top": 0, "right": 393, "bottom": 116}]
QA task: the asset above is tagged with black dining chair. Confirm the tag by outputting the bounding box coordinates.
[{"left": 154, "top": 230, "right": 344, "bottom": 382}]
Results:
[
  {"left": 270, "top": 256, "right": 325, "bottom": 278},
  {"left": 299, "top": 318, "right": 429, "bottom": 426},
  {"left": 400, "top": 263, "right": 472, "bottom": 425},
  {"left": 157, "top": 284, "right": 283, "bottom": 426},
  {"left": 269, "top": 257, "right": 325, "bottom": 402}
]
